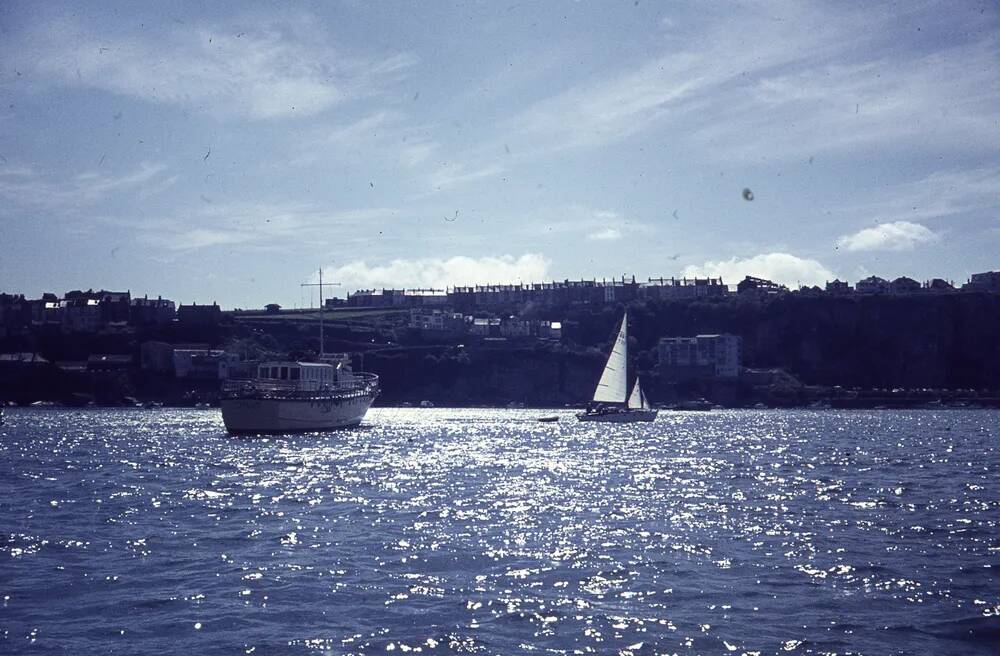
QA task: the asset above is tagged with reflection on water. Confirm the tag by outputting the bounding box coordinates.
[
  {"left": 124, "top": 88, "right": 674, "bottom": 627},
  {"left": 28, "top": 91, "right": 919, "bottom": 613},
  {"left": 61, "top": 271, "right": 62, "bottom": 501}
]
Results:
[{"left": 0, "top": 408, "right": 997, "bottom": 654}]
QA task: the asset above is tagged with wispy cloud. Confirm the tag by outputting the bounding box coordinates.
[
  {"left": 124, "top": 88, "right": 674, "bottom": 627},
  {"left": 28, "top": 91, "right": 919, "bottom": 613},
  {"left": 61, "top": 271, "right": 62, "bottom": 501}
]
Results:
[
  {"left": 325, "top": 253, "right": 551, "bottom": 291},
  {"left": 424, "top": 163, "right": 504, "bottom": 193},
  {"left": 465, "top": 2, "right": 1000, "bottom": 163},
  {"left": 129, "top": 202, "right": 399, "bottom": 252},
  {"left": 837, "top": 221, "right": 938, "bottom": 252},
  {"left": 684, "top": 252, "right": 836, "bottom": 287},
  {"left": 3, "top": 16, "right": 417, "bottom": 120},
  {"left": 0, "top": 162, "right": 173, "bottom": 211},
  {"left": 840, "top": 166, "right": 1000, "bottom": 226},
  {"left": 530, "top": 206, "right": 649, "bottom": 242}
]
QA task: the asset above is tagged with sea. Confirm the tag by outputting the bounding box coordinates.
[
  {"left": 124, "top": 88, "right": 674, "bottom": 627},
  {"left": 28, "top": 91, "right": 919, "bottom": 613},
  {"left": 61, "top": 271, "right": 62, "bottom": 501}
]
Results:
[{"left": 0, "top": 407, "right": 997, "bottom": 655}]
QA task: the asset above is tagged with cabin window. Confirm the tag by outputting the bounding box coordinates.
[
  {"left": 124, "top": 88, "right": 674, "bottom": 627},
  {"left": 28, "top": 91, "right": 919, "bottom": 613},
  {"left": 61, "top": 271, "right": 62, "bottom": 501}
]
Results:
[
  {"left": 280, "top": 366, "right": 288, "bottom": 380},
  {"left": 270, "top": 366, "right": 279, "bottom": 379},
  {"left": 290, "top": 368, "right": 300, "bottom": 381}
]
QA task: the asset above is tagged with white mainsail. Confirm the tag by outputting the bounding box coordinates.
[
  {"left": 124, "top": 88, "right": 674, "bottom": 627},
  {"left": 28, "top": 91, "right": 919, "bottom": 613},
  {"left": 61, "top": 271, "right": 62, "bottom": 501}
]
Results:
[
  {"left": 628, "top": 378, "right": 649, "bottom": 409},
  {"left": 592, "top": 313, "right": 628, "bottom": 403}
]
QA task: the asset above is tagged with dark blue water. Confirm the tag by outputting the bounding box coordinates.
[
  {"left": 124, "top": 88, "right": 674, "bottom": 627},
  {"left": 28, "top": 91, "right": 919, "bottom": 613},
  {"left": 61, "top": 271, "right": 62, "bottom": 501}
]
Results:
[{"left": 1, "top": 408, "right": 997, "bottom": 655}]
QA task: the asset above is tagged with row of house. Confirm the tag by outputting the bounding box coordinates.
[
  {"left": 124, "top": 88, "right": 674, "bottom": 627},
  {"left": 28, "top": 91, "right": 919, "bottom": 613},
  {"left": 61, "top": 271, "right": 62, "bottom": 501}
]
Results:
[
  {"left": 406, "top": 309, "right": 563, "bottom": 340},
  {"left": 346, "top": 270, "right": 1000, "bottom": 310},
  {"left": 0, "top": 289, "right": 224, "bottom": 336},
  {"left": 344, "top": 276, "right": 728, "bottom": 310},
  {"left": 740, "top": 272, "right": 1000, "bottom": 297}
]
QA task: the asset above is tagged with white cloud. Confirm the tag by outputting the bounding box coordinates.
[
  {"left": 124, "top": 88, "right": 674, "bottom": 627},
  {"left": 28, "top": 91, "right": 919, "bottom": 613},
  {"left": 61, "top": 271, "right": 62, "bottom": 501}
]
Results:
[
  {"left": 683, "top": 252, "right": 836, "bottom": 288},
  {"left": 325, "top": 254, "right": 551, "bottom": 291},
  {"left": 7, "top": 17, "right": 416, "bottom": 120},
  {"left": 836, "top": 221, "right": 938, "bottom": 252}
]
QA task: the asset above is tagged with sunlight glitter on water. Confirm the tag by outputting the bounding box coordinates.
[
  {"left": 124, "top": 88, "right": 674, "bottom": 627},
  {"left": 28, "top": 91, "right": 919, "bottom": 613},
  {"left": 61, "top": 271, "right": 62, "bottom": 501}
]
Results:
[{"left": 0, "top": 407, "right": 997, "bottom": 654}]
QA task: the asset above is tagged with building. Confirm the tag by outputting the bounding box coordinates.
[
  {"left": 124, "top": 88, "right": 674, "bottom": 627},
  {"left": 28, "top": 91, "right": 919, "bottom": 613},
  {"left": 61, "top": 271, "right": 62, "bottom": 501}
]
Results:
[
  {"left": 172, "top": 349, "right": 238, "bottom": 380},
  {"left": 61, "top": 297, "right": 102, "bottom": 333},
  {"left": 658, "top": 334, "right": 742, "bottom": 380},
  {"left": 965, "top": 271, "right": 1000, "bottom": 292},
  {"left": 499, "top": 317, "right": 532, "bottom": 338},
  {"left": 641, "top": 277, "right": 728, "bottom": 300},
  {"left": 825, "top": 279, "right": 852, "bottom": 294},
  {"left": 737, "top": 276, "right": 787, "bottom": 295},
  {"left": 265, "top": 303, "right": 282, "bottom": 314},
  {"left": 130, "top": 296, "right": 176, "bottom": 326},
  {"left": 0, "top": 293, "right": 30, "bottom": 337},
  {"left": 29, "top": 293, "right": 62, "bottom": 326},
  {"left": 603, "top": 276, "right": 641, "bottom": 303},
  {"left": 140, "top": 341, "right": 175, "bottom": 373},
  {"left": 178, "top": 302, "right": 222, "bottom": 325},
  {"left": 855, "top": 276, "right": 890, "bottom": 294},
  {"left": 469, "top": 317, "right": 501, "bottom": 337},
  {"left": 538, "top": 320, "right": 562, "bottom": 340},
  {"left": 97, "top": 290, "right": 132, "bottom": 324},
  {"left": 890, "top": 277, "right": 921, "bottom": 294},
  {"left": 925, "top": 278, "right": 955, "bottom": 292},
  {"left": 409, "top": 308, "right": 465, "bottom": 333}
]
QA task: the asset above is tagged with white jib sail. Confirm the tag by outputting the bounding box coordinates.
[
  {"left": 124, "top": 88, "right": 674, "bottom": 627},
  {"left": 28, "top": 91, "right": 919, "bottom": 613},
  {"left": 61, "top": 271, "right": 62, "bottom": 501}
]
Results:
[
  {"left": 593, "top": 314, "right": 628, "bottom": 403},
  {"left": 628, "top": 378, "right": 644, "bottom": 409}
]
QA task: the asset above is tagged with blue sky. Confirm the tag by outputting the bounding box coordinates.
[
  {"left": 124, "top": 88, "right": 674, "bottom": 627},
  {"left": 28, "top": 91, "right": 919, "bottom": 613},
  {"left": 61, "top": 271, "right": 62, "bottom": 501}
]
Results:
[{"left": 1, "top": 1, "right": 999, "bottom": 308}]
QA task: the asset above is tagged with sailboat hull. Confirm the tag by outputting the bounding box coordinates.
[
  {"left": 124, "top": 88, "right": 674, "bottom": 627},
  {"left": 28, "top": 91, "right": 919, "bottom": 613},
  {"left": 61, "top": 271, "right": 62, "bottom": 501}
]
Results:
[{"left": 576, "top": 409, "right": 658, "bottom": 423}]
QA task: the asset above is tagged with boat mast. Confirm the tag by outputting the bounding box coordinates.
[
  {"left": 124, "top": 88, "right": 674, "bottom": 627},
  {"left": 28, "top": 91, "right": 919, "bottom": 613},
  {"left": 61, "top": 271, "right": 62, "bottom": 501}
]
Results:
[
  {"left": 319, "top": 268, "right": 324, "bottom": 358},
  {"left": 301, "top": 269, "right": 341, "bottom": 359}
]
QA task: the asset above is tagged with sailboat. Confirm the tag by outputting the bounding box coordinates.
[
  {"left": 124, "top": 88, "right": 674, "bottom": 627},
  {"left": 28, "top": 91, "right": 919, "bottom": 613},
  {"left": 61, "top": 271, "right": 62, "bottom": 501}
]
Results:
[{"left": 577, "top": 312, "right": 658, "bottom": 423}]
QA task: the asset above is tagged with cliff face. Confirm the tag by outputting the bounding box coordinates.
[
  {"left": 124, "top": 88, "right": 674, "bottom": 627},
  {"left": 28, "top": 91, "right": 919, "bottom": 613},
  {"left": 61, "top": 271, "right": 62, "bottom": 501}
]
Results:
[
  {"left": 361, "top": 346, "right": 602, "bottom": 406},
  {"left": 611, "top": 294, "right": 1000, "bottom": 388}
]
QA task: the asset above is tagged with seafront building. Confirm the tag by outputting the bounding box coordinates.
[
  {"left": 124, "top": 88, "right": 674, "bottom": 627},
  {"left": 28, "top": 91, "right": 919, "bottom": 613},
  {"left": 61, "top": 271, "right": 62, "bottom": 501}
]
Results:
[{"left": 658, "top": 334, "right": 743, "bottom": 380}]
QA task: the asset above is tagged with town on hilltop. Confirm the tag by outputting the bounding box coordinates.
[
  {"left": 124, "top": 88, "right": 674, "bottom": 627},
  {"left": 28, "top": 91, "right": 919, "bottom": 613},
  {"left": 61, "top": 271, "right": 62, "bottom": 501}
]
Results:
[{"left": 2, "top": 270, "right": 1000, "bottom": 408}]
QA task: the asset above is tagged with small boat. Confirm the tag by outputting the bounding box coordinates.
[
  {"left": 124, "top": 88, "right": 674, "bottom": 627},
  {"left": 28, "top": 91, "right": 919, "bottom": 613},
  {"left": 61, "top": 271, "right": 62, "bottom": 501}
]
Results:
[
  {"left": 536, "top": 415, "right": 560, "bottom": 423},
  {"left": 221, "top": 358, "right": 378, "bottom": 433},
  {"left": 419, "top": 400, "right": 434, "bottom": 408},
  {"left": 577, "top": 313, "right": 657, "bottom": 423},
  {"left": 674, "top": 398, "right": 715, "bottom": 411}
]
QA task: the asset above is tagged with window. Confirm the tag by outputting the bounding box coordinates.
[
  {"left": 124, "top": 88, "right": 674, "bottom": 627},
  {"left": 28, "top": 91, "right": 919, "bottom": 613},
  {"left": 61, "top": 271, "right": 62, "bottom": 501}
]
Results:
[{"left": 290, "top": 368, "right": 300, "bottom": 380}]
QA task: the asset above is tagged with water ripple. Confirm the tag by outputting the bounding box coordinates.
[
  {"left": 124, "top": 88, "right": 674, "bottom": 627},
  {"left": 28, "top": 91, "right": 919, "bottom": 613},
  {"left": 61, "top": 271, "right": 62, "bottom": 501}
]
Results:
[{"left": 0, "top": 407, "right": 996, "bottom": 654}]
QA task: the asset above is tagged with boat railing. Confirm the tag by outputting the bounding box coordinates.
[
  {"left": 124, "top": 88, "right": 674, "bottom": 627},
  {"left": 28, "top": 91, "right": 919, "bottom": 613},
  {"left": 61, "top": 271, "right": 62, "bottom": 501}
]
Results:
[{"left": 221, "top": 373, "right": 379, "bottom": 399}]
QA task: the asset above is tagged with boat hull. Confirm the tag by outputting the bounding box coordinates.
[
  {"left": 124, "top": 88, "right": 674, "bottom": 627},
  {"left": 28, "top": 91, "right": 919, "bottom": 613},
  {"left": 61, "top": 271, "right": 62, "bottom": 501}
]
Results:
[
  {"left": 576, "top": 409, "right": 658, "bottom": 423},
  {"left": 221, "top": 394, "right": 375, "bottom": 434}
]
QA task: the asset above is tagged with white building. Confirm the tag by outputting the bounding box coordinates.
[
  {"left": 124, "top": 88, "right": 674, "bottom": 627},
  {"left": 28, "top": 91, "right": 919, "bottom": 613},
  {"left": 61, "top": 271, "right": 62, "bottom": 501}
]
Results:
[{"left": 658, "top": 334, "right": 741, "bottom": 378}]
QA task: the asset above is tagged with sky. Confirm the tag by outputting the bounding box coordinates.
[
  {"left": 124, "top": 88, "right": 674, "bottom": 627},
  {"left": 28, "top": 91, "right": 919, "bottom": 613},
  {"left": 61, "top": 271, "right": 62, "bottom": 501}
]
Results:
[{"left": 1, "top": 0, "right": 999, "bottom": 308}]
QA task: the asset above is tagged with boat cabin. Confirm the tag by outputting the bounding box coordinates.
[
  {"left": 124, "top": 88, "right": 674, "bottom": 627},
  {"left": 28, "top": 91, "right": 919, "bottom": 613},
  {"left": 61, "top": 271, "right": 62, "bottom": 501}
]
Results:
[{"left": 257, "top": 361, "right": 342, "bottom": 390}]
